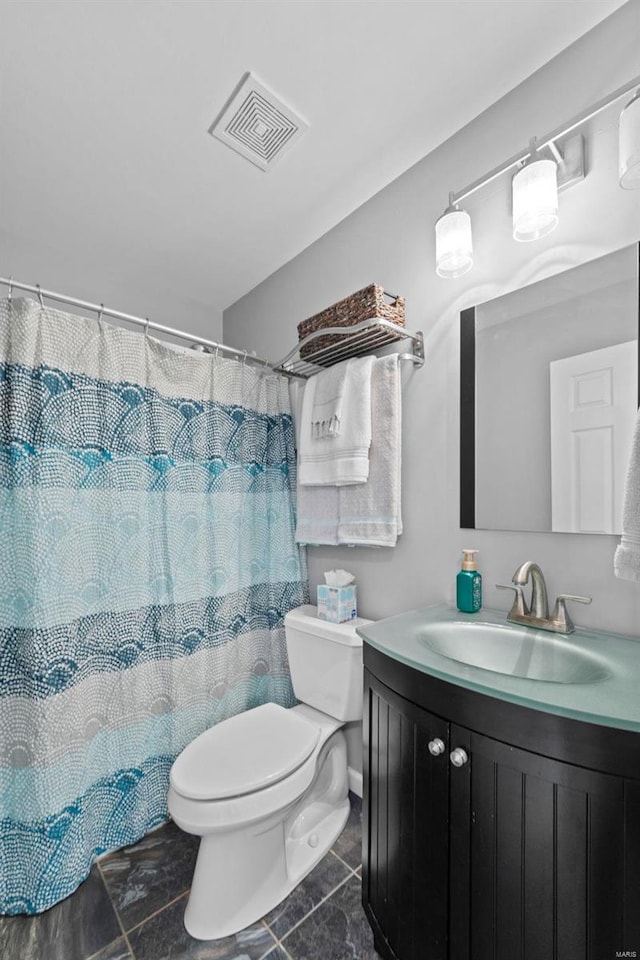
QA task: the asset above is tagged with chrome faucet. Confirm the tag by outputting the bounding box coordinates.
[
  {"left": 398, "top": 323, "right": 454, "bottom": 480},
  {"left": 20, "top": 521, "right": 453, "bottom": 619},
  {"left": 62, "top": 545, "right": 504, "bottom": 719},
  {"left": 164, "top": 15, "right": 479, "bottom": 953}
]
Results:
[
  {"left": 496, "top": 561, "right": 591, "bottom": 635},
  {"left": 513, "top": 561, "right": 549, "bottom": 619}
]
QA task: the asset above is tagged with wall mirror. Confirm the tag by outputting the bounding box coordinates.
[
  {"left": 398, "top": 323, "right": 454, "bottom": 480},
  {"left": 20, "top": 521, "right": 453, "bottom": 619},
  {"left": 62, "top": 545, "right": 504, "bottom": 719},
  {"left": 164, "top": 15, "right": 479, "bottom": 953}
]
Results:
[{"left": 460, "top": 243, "right": 639, "bottom": 534}]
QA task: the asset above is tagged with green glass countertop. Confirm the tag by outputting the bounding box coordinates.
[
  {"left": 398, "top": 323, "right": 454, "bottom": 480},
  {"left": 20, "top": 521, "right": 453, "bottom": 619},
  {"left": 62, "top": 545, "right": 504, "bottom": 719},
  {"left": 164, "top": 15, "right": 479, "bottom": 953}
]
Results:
[{"left": 356, "top": 603, "right": 640, "bottom": 733}]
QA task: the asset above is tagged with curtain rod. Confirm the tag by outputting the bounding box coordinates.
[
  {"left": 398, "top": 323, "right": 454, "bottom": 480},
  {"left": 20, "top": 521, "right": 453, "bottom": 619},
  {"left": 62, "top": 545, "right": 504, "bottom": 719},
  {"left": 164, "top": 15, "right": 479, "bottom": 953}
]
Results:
[{"left": 0, "top": 276, "right": 273, "bottom": 370}]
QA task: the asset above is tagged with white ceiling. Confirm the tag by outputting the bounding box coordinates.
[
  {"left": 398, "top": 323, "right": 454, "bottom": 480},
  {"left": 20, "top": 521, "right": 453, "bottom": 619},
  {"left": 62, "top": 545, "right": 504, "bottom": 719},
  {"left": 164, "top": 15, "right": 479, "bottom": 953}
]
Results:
[{"left": 0, "top": 0, "right": 627, "bottom": 314}]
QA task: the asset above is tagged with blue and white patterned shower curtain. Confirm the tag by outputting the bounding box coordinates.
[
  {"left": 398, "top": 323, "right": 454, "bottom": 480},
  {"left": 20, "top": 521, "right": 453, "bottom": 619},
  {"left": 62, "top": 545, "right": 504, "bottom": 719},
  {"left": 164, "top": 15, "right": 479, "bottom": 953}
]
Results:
[{"left": 0, "top": 297, "right": 307, "bottom": 914}]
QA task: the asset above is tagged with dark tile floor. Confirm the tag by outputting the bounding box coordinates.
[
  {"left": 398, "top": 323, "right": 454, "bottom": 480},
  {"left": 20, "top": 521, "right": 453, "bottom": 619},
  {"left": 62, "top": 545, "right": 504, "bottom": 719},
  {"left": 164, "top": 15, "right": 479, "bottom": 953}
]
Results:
[{"left": 0, "top": 794, "right": 378, "bottom": 960}]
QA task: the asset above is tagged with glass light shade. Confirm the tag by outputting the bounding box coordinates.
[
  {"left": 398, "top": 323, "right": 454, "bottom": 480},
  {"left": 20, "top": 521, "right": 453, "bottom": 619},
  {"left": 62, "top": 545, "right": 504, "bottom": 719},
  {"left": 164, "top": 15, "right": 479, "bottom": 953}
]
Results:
[
  {"left": 512, "top": 158, "right": 559, "bottom": 242},
  {"left": 619, "top": 89, "right": 640, "bottom": 189},
  {"left": 435, "top": 207, "right": 473, "bottom": 278}
]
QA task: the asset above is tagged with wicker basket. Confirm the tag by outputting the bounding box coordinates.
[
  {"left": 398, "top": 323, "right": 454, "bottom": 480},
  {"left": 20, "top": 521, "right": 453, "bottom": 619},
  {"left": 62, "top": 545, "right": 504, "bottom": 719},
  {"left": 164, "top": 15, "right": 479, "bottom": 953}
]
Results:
[{"left": 297, "top": 284, "right": 406, "bottom": 363}]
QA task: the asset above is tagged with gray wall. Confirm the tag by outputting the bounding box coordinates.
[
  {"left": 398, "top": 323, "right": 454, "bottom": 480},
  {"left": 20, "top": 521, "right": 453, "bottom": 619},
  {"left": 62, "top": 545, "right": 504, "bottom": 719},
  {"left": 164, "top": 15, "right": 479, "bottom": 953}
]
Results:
[
  {"left": 1, "top": 229, "right": 223, "bottom": 344},
  {"left": 224, "top": 1, "right": 640, "bottom": 638}
]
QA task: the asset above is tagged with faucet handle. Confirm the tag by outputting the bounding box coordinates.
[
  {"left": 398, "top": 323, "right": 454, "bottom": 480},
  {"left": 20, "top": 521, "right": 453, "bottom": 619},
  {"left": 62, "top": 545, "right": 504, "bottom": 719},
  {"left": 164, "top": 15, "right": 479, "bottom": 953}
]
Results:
[
  {"left": 550, "top": 594, "right": 592, "bottom": 634},
  {"left": 496, "top": 583, "right": 529, "bottom": 618}
]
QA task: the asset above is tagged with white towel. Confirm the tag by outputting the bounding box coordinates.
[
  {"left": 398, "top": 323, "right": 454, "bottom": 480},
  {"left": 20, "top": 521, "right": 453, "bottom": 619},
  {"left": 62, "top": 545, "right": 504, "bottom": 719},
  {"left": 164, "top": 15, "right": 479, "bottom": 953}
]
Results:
[
  {"left": 614, "top": 408, "right": 640, "bottom": 581},
  {"left": 298, "top": 356, "right": 374, "bottom": 486},
  {"left": 338, "top": 354, "right": 402, "bottom": 546},
  {"left": 311, "top": 360, "right": 348, "bottom": 439},
  {"left": 295, "top": 484, "right": 340, "bottom": 545},
  {"left": 288, "top": 378, "right": 305, "bottom": 454},
  {"left": 295, "top": 354, "right": 402, "bottom": 547}
]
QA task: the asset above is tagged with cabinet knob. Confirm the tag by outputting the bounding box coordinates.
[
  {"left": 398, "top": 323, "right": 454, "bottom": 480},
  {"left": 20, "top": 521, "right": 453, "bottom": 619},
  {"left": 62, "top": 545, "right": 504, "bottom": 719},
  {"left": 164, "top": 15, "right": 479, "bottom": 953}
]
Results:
[
  {"left": 428, "top": 738, "right": 445, "bottom": 756},
  {"left": 450, "top": 747, "right": 469, "bottom": 767}
]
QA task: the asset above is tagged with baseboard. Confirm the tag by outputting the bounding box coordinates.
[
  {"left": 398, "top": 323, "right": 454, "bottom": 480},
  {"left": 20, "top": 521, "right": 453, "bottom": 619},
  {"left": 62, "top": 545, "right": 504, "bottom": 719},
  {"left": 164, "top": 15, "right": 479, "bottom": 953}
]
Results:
[{"left": 348, "top": 766, "right": 362, "bottom": 798}]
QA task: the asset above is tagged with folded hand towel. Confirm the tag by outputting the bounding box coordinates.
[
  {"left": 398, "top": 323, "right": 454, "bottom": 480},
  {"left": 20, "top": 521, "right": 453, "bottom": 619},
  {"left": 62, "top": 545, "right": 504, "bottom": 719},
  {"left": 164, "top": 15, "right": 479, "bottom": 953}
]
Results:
[
  {"left": 614, "top": 408, "right": 640, "bottom": 582},
  {"left": 298, "top": 356, "right": 374, "bottom": 486},
  {"left": 311, "top": 360, "right": 348, "bottom": 439},
  {"left": 337, "top": 354, "right": 402, "bottom": 547}
]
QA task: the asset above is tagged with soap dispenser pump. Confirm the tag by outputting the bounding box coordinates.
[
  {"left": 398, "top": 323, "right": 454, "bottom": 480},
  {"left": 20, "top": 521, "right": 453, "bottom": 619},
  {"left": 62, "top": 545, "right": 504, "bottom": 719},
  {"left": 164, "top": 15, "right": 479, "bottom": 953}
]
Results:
[{"left": 457, "top": 549, "right": 482, "bottom": 613}]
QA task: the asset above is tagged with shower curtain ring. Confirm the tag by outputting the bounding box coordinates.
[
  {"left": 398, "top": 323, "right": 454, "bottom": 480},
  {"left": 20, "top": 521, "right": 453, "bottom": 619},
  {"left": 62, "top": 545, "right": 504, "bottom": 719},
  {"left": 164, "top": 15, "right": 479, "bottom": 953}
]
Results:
[
  {"left": 242, "top": 350, "right": 247, "bottom": 369},
  {"left": 97, "top": 303, "right": 104, "bottom": 322},
  {"left": 144, "top": 318, "right": 150, "bottom": 337},
  {"left": 7, "top": 276, "right": 13, "bottom": 303},
  {"left": 36, "top": 284, "right": 44, "bottom": 308}
]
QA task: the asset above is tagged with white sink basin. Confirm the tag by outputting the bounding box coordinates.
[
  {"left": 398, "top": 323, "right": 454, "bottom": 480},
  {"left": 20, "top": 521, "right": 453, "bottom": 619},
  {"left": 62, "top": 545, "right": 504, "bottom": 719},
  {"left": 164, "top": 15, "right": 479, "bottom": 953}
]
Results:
[{"left": 420, "top": 620, "right": 609, "bottom": 683}]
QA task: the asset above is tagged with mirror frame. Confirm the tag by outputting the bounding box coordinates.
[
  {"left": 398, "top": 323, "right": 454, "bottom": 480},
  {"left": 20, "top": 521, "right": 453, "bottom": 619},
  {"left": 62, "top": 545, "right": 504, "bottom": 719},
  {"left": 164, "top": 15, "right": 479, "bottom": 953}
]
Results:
[{"left": 460, "top": 243, "right": 640, "bottom": 530}]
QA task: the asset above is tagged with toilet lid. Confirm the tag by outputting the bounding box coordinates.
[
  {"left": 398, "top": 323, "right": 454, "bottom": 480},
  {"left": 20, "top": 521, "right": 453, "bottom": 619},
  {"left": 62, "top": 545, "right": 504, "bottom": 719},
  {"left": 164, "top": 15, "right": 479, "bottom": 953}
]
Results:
[{"left": 170, "top": 703, "right": 320, "bottom": 800}]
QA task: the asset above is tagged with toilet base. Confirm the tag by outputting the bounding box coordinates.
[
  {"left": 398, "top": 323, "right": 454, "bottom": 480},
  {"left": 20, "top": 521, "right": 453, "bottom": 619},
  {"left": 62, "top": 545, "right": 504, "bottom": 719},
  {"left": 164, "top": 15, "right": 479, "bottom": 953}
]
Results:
[
  {"left": 181, "top": 726, "right": 350, "bottom": 941},
  {"left": 184, "top": 796, "right": 349, "bottom": 940}
]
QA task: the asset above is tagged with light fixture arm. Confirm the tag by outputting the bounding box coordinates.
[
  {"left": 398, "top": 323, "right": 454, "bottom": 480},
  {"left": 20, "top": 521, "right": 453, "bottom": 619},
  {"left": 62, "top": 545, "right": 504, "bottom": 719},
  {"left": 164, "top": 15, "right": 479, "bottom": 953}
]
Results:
[
  {"left": 449, "top": 74, "right": 640, "bottom": 207},
  {"left": 547, "top": 141, "right": 563, "bottom": 165}
]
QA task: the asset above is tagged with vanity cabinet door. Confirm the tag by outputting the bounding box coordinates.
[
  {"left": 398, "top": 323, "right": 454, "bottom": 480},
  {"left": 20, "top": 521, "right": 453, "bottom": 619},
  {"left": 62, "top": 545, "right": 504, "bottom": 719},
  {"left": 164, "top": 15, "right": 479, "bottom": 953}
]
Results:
[
  {"left": 451, "top": 726, "right": 634, "bottom": 960},
  {"left": 363, "top": 671, "right": 449, "bottom": 960}
]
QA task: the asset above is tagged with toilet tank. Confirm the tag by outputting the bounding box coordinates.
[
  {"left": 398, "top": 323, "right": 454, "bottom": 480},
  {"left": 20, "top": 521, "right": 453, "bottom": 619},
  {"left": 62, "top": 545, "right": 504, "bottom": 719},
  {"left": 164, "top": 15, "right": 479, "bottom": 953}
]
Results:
[{"left": 284, "top": 604, "right": 372, "bottom": 722}]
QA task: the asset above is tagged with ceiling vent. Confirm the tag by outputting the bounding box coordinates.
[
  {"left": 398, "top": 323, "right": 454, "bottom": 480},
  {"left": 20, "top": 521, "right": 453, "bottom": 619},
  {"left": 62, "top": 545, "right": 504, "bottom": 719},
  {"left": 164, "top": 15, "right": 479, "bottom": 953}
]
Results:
[{"left": 209, "top": 72, "right": 309, "bottom": 171}]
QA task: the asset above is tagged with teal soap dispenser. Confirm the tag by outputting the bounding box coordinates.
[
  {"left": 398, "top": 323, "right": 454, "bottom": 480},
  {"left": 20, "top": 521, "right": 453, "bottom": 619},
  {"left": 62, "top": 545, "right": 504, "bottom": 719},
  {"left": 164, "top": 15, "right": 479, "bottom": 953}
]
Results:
[{"left": 456, "top": 549, "right": 482, "bottom": 613}]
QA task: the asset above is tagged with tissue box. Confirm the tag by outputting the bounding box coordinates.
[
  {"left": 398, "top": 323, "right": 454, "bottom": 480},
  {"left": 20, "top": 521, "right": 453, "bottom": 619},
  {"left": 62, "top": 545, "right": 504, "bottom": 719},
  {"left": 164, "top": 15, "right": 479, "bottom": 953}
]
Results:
[{"left": 317, "top": 584, "right": 357, "bottom": 623}]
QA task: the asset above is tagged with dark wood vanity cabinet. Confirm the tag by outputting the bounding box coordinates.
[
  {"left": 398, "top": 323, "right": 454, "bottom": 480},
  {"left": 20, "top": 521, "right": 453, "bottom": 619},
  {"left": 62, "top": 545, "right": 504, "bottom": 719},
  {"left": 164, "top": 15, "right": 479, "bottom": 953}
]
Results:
[
  {"left": 366, "top": 675, "right": 449, "bottom": 957},
  {"left": 363, "top": 650, "right": 640, "bottom": 960}
]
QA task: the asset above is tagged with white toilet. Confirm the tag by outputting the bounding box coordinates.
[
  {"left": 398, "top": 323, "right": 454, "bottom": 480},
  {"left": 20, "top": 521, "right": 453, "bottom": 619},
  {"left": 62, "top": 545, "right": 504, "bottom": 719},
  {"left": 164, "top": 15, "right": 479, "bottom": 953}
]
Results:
[{"left": 167, "top": 604, "right": 371, "bottom": 941}]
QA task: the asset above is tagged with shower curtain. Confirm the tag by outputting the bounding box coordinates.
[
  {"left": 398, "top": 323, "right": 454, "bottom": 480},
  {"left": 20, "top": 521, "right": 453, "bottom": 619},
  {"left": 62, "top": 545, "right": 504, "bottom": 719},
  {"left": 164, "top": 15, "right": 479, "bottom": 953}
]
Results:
[{"left": 0, "top": 297, "right": 307, "bottom": 914}]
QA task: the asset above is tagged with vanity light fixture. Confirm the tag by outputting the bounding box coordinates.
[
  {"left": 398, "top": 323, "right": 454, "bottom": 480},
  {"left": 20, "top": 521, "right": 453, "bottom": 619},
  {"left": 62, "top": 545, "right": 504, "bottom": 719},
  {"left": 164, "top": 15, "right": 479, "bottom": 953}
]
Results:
[
  {"left": 435, "top": 74, "right": 640, "bottom": 278},
  {"left": 435, "top": 195, "right": 473, "bottom": 278},
  {"left": 512, "top": 143, "right": 559, "bottom": 242},
  {"left": 619, "top": 87, "right": 640, "bottom": 189}
]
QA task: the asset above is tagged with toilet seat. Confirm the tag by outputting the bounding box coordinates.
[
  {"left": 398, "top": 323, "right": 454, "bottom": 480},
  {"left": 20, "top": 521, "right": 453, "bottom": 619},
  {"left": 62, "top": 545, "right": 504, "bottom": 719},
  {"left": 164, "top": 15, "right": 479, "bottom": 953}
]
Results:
[{"left": 170, "top": 703, "right": 320, "bottom": 801}]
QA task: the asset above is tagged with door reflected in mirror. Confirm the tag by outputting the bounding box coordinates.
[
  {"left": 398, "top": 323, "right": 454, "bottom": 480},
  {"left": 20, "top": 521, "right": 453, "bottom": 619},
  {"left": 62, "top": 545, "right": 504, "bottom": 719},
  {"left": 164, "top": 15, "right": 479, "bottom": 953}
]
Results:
[{"left": 460, "top": 244, "right": 639, "bottom": 534}]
